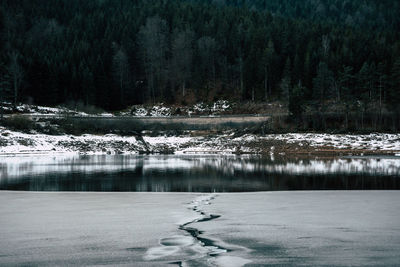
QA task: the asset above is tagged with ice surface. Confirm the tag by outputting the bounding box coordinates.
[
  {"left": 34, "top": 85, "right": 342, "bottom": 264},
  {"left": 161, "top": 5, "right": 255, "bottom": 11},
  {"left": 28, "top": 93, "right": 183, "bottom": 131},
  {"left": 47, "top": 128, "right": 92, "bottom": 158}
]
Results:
[
  {"left": 194, "top": 191, "right": 400, "bottom": 266},
  {"left": 0, "top": 192, "right": 197, "bottom": 266},
  {"left": 210, "top": 256, "right": 252, "bottom": 267},
  {"left": 0, "top": 191, "right": 399, "bottom": 266}
]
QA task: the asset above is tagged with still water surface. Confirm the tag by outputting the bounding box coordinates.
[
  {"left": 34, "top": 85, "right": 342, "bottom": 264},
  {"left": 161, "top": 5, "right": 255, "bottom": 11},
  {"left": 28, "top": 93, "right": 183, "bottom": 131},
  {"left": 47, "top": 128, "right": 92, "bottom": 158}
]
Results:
[{"left": 0, "top": 154, "right": 399, "bottom": 192}]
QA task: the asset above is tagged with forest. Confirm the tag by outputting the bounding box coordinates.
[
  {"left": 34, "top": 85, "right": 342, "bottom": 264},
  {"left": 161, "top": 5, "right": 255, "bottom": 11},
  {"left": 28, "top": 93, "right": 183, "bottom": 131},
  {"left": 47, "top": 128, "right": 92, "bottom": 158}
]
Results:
[{"left": 0, "top": 0, "right": 400, "bottom": 126}]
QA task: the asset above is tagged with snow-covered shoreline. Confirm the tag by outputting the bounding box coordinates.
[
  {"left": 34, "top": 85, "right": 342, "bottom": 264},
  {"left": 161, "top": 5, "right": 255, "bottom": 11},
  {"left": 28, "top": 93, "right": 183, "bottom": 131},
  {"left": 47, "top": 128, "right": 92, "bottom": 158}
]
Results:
[
  {"left": 2, "top": 102, "right": 399, "bottom": 156},
  {"left": 1, "top": 126, "right": 400, "bottom": 156}
]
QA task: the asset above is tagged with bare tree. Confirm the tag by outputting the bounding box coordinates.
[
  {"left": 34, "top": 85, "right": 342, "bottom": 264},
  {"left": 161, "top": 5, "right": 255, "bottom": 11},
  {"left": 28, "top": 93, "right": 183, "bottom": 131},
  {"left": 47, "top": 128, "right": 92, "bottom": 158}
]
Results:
[
  {"left": 237, "top": 53, "right": 244, "bottom": 100},
  {"left": 112, "top": 43, "right": 130, "bottom": 105},
  {"left": 313, "top": 61, "right": 334, "bottom": 107},
  {"left": 138, "top": 16, "right": 168, "bottom": 103},
  {"left": 322, "top": 35, "right": 330, "bottom": 59},
  {"left": 280, "top": 77, "right": 290, "bottom": 103},
  {"left": 0, "top": 68, "right": 10, "bottom": 120},
  {"left": 197, "top": 36, "right": 217, "bottom": 87},
  {"left": 171, "top": 29, "right": 194, "bottom": 98},
  {"left": 8, "top": 51, "right": 23, "bottom": 107},
  {"left": 280, "top": 58, "right": 291, "bottom": 103},
  {"left": 263, "top": 40, "right": 275, "bottom": 101},
  {"left": 237, "top": 23, "right": 246, "bottom": 100}
]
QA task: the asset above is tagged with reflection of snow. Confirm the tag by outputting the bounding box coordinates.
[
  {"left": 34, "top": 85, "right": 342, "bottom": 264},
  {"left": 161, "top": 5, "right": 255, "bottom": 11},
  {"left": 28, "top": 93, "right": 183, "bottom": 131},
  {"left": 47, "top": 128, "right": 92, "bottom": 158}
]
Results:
[
  {"left": 195, "top": 156, "right": 400, "bottom": 176},
  {"left": 1, "top": 155, "right": 400, "bottom": 182}
]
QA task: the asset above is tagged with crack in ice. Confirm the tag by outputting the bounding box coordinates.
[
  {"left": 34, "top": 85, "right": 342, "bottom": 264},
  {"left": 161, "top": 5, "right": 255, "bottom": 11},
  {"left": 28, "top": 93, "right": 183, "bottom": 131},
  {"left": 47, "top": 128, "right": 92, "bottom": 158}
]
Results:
[{"left": 143, "top": 194, "right": 251, "bottom": 266}]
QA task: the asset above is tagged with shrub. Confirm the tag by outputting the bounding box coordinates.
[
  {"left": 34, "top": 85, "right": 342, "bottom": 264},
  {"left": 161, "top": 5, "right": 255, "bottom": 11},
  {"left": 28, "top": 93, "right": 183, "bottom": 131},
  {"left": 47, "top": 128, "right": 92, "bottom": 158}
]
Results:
[{"left": 1, "top": 115, "right": 36, "bottom": 132}]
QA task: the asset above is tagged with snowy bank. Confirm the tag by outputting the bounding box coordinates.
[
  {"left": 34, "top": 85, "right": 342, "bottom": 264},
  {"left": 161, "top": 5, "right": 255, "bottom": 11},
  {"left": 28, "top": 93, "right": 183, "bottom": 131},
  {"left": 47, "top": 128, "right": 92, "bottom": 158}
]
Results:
[{"left": 2, "top": 125, "right": 400, "bottom": 156}]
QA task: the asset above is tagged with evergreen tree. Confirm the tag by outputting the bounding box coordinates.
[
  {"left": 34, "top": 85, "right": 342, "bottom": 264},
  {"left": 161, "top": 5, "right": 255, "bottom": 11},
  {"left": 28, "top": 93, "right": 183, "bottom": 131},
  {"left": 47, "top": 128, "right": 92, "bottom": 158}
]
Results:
[{"left": 0, "top": 0, "right": 398, "bottom": 115}]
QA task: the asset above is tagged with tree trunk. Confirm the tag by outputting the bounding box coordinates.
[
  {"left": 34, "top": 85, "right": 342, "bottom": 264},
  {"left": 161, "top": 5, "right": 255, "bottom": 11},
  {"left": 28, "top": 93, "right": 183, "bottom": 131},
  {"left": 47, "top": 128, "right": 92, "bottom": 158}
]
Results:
[
  {"left": 336, "top": 83, "right": 340, "bottom": 102},
  {"left": 239, "top": 56, "right": 244, "bottom": 100},
  {"left": 120, "top": 74, "right": 124, "bottom": 106},
  {"left": 182, "top": 80, "right": 186, "bottom": 97},
  {"left": 361, "top": 110, "right": 364, "bottom": 130},
  {"left": 264, "top": 66, "right": 268, "bottom": 101},
  {"left": 149, "top": 71, "right": 155, "bottom": 104},
  {"left": 0, "top": 92, "right": 3, "bottom": 121},
  {"left": 13, "top": 76, "right": 17, "bottom": 108},
  {"left": 379, "top": 78, "right": 383, "bottom": 129}
]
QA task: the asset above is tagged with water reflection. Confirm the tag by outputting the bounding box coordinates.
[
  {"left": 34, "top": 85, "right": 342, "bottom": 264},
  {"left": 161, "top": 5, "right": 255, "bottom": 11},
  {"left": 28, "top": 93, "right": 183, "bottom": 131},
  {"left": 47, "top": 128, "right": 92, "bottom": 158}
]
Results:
[{"left": 0, "top": 154, "right": 399, "bottom": 192}]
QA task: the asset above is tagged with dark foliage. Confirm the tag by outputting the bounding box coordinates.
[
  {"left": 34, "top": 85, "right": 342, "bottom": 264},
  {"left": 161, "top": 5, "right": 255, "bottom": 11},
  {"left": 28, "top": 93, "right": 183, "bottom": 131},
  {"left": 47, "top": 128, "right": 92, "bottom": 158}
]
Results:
[{"left": 0, "top": 0, "right": 399, "bottom": 123}]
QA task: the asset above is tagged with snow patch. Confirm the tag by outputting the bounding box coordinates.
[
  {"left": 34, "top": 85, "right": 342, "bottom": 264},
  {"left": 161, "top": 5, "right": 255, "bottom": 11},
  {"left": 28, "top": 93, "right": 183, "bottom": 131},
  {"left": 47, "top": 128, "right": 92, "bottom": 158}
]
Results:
[
  {"left": 263, "top": 133, "right": 400, "bottom": 151},
  {"left": 210, "top": 256, "right": 252, "bottom": 267}
]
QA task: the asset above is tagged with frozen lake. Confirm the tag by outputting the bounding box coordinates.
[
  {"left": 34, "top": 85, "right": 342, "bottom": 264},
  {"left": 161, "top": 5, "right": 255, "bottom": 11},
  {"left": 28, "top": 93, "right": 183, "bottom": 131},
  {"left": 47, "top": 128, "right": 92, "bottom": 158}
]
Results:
[
  {"left": 0, "top": 155, "right": 399, "bottom": 266},
  {"left": 0, "top": 191, "right": 399, "bottom": 266}
]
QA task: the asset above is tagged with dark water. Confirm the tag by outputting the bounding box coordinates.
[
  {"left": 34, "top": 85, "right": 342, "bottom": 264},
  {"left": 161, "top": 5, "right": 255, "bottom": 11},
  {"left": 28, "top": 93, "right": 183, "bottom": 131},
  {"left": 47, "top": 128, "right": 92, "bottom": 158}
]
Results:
[{"left": 0, "top": 154, "right": 399, "bottom": 192}]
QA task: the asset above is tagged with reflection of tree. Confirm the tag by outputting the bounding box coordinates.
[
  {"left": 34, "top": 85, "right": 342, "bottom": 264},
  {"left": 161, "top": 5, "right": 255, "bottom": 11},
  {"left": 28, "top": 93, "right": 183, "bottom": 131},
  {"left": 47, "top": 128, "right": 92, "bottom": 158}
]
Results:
[{"left": 1, "top": 156, "right": 400, "bottom": 191}]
